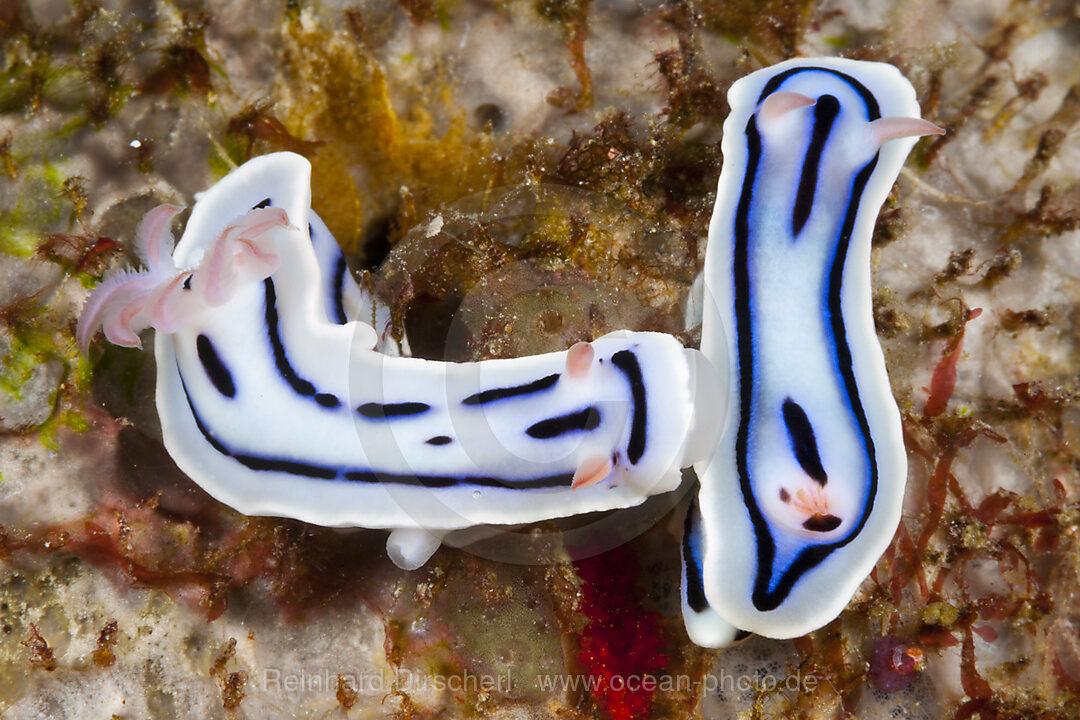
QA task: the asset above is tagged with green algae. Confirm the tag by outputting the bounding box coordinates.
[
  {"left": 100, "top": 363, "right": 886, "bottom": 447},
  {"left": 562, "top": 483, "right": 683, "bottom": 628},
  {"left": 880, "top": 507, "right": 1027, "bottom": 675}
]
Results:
[{"left": 0, "top": 165, "right": 68, "bottom": 257}]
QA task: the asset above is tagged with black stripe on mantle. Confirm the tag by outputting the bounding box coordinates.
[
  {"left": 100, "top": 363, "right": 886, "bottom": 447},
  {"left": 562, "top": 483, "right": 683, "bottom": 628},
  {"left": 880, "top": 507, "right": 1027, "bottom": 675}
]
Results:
[
  {"left": 176, "top": 364, "right": 574, "bottom": 490},
  {"left": 736, "top": 66, "right": 882, "bottom": 611}
]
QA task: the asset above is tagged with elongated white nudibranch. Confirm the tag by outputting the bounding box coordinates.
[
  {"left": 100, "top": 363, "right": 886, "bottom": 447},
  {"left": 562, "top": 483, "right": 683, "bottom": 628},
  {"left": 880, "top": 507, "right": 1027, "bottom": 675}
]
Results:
[
  {"left": 682, "top": 58, "right": 942, "bottom": 645},
  {"left": 79, "top": 152, "right": 717, "bottom": 571}
]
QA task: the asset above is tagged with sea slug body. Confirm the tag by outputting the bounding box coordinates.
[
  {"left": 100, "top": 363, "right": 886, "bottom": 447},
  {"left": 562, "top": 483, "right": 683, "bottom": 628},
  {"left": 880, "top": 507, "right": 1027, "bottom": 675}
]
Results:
[
  {"left": 683, "top": 58, "right": 942, "bottom": 645},
  {"left": 79, "top": 152, "right": 718, "bottom": 571},
  {"left": 77, "top": 57, "right": 933, "bottom": 634}
]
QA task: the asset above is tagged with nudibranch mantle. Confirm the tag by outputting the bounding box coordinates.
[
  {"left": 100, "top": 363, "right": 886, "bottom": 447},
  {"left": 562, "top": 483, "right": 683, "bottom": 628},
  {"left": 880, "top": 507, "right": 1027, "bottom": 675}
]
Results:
[
  {"left": 78, "top": 152, "right": 717, "bottom": 570},
  {"left": 684, "top": 58, "right": 938, "bottom": 644}
]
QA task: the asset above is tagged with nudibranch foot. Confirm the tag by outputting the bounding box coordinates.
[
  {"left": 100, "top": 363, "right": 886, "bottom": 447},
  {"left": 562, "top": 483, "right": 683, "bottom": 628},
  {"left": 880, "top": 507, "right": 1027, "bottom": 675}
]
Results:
[
  {"left": 387, "top": 527, "right": 447, "bottom": 571},
  {"left": 680, "top": 501, "right": 744, "bottom": 647},
  {"left": 688, "top": 57, "right": 929, "bottom": 642}
]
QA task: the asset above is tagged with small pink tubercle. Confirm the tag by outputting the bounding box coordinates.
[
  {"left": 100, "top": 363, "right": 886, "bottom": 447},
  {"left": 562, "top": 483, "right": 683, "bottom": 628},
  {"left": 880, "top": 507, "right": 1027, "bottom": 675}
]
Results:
[
  {"left": 757, "top": 91, "right": 816, "bottom": 122},
  {"left": 572, "top": 454, "right": 613, "bottom": 490},
  {"left": 565, "top": 341, "right": 594, "bottom": 379}
]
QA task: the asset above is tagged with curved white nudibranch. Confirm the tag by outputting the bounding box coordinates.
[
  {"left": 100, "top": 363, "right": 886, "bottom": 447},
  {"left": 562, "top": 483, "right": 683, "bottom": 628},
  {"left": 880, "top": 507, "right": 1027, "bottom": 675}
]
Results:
[
  {"left": 79, "top": 152, "right": 719, "bottom": 571},
  {"left": 683, "top": 58, "right": 941, "bottom": 645}
]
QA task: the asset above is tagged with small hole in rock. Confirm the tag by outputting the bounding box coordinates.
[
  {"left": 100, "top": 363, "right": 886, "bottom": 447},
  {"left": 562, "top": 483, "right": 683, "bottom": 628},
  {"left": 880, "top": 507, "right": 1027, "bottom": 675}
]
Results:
[{"left": 474, "top": 103, "right": 507, "bottom": 133}]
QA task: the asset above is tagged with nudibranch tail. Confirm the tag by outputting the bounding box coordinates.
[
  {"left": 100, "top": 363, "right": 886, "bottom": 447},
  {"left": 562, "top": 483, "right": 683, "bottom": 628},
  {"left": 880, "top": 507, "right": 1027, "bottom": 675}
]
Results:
[
  {"left": 680, "top": 500, "right": 745, "bottom": 647},
  {"left": 689, "top": 57, "right": 921, "bottom": 642}
]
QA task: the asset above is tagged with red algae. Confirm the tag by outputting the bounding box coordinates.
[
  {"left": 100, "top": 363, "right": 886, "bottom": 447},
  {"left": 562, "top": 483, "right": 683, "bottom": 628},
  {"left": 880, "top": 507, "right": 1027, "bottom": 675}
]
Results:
[
  {"left": 138, "top": 13, "right": 213, "bottom": 97},
  {"left": 36, "top": 231, "right": 121, "bottom": 277},
  {"left": 24, "top": 622, "right": 57, "bottom": 672},
  {"left": 226, "top": 101, "right": 322, "bottom": 161},
  {"left": 0, "top": 475, "right": 392, "bottom": 624},
  {"left": 923, "top": 307, "right": 982, "bottom": 417},
  {"left": 91, "top": 619, "right": 118, "bottom": 667},
  {"left": 574, "top": 545, "right": 669, "bottom": 720},
  {"left": 869, "top": 635, "right": 925, "bottom": 693}
]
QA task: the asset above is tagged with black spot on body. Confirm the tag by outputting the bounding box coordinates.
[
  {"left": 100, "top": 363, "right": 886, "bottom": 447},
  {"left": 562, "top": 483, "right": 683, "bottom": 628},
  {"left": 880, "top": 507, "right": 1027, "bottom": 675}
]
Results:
[
  {"left": 426, "top": 436, "right": 452, "bottom": 446},
  {"left": 234, "top": 454, "right": 337, "bottom": 479},
  {"left": 682, "top": 503, "right": 709, "bottom": 613},
  {"left": 526, "top": 407, "right": 600, "bottom": 439},
  {"left": 463, "top": 374, "right": 558, "bottom": 406},
  {"left": 611, "top": 350, "right": 647, "bottom": 464},
  {"left": 315, "top": 393, "right": 340, "bottom": 408},
  {"left": 264, "top": 278, "right": 340, "bottom": 407},
  {"left": 781, "top": 398, "right": 828, "bottom": 485},
  {"left": 196, "top": 334, "right": 235, "bottom": 398},
  {"left": 331, "top": 256, "right": 348, "bottom": 324},
  {"left": 803, "top": 514, "right": 842, "bottom": 532},
  {"left": 357, "top": 402, "right": 431, "bottom": 419},
  {"left": 792, "top": 94, "right": 840, "bottom": 236},
  {"left": 342, "top": 469, "right": 573, "bottom": 489}
]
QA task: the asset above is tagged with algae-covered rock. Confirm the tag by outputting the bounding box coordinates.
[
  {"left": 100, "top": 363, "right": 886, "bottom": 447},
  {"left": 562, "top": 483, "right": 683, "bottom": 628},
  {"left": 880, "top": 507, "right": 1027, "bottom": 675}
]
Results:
[{"left": 1, "top": 1, "right": 1079, "bottom": 718}]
